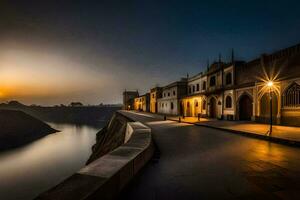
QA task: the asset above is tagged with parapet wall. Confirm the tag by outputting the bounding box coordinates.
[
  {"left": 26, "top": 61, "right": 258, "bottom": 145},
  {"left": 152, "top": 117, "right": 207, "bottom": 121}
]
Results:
[{"left": 36, "top": 111, "right": 154, "bottom": 200}]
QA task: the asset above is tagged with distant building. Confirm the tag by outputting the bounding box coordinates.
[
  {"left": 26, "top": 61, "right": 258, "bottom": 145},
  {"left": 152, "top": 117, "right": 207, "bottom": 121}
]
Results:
[
  {"left": 123, "top": 90, "right": 139, "bottom": 110},
  {"left": 157, "top": 78, "right": 187, "bottom": 115},
  {"left": 134, "top": 93, "right": 150, "bottom": 112},
  {"left": 150, "top": 87, "right": 162, "bottom": 113}
]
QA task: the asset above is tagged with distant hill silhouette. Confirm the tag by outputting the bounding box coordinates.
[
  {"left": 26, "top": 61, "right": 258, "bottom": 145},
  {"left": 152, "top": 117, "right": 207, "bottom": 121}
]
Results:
[
  {"left": 0, "top": 110, "right": 57, "bottom": 151},
  {"left": 3, "top": 100, "right": 26, "bottom": 107},
  {"left": 0, "top": 101, "right": 121, "bottom": 128}
]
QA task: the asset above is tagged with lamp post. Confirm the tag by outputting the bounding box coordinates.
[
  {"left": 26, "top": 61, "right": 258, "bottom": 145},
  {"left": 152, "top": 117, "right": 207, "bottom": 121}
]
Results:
[{"left": 267, "top": 81, "right": 273, "bottom": 136}]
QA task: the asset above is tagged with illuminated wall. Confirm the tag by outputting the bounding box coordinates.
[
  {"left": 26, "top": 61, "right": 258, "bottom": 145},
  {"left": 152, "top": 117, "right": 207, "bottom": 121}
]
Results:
[
  {"left": 134, "top": 97, "right": 141, "bottom": 111},
  {"left": 134, "top": 95, "right": 150, "bottom": 112},
  {"left": 150, "top": 88, "right": 162, "bottom": 113},
  {"left": 181, "top": 96, "right": 202, "bottom": 117},
  {"left": 150, "top": 92, "right": 156, "bottom": 113}
]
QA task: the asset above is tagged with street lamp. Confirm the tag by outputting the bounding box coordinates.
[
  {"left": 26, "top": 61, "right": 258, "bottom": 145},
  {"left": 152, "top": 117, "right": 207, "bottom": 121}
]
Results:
[{"left": 267, "top": 81, "right": 273, "bottom": 135}]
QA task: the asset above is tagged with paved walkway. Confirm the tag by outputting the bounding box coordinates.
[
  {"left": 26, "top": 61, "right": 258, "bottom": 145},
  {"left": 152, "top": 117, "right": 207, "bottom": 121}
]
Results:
[
  {"left": 119, "top": 111, "right": 300, "bottom": 200},
  {"left": 129, "top": 111, "right": 300, "bottom": 145},
  {"left": 167, "top": 116, "right": 300, "bottom": 144}
]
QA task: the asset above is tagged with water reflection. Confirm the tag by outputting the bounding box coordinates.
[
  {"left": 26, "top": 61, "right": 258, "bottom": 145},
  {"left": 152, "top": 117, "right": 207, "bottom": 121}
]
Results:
[{"left": 0, "top": 122, "right": 99, "bottom": 200}]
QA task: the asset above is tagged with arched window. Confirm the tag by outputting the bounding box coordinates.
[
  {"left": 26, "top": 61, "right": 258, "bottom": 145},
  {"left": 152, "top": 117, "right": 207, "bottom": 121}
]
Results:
[
  {"left": 171, "top": 102, "right": 174, "bottom": 110},
  {"left": 202, "top": 100, "right": 206, "bottom": 110},
  {"left": 225, "top": 96, "right": 232, "bottom": 108},
  {"left": 225, "top": 73, "right": 232, "bottom": 85},
  {"left": 195, "top": 100, "right": 198, "bottom": 107},
  {"left": 283, "top": 83, "right": 300, "bottom": 107}
]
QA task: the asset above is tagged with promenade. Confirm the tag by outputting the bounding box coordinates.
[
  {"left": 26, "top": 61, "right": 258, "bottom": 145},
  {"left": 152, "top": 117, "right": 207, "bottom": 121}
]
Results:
[
  {"left": 129, "top": 111, "right": 300, "bottom": 145},
  {"left": 167, "top": 116, "right": 300, "bottom": 145},
  {"left": 119, "top": 111, "right": 300, "bottom": 200}
]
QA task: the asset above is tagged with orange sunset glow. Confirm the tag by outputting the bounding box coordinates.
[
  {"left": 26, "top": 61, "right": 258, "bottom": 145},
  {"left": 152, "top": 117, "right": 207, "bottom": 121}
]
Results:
[{"left": 0, "top": 43, "right": 119, "bottom": 105}]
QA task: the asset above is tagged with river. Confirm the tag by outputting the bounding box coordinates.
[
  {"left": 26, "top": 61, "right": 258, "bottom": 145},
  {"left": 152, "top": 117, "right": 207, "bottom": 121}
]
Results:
[{"left": 0, "top": 122, "right": 100, "bottom": 200}]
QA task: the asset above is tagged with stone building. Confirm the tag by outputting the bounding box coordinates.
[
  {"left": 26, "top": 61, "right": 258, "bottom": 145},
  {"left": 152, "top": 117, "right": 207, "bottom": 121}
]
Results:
[
  {"left": 235, "top": 43, "right": 300, "bottom": 126},
  {"left": 157, "top": 78, "right": 187, "bottom": 115},
  {"left": 134, "top": 93, "right": 150, "bottom": 112},
  {"left": 122, "top": 90, "right": 139, "bottom": 110},
  {"left": 181, "top": 57, "right": 244, "bottom": 119},
  {"left": 204, "top": 60, "right": 245, "bottom": 120},
  {"left": 150, "top": 87, "right": 162, "bottom": 113},
  {"left": 181, "top": 73, "right": 203, "bottom": 117},
  {"left": 205, "top": 61, "right": 227, "bottom": 119},
  {"left": 126, "top": 43, "right": 300, "bottom": 126}
]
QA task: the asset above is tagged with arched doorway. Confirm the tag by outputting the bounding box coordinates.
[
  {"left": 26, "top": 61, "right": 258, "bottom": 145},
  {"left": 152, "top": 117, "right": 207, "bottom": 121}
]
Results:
[
  {"left": 209, "top": 97, "right": 216, "bottom": 118},
  {"left": 186, "top": 101, "right": 192, "bottom": 117},
  {"left": 239, "top": 94, "right": 253, "bottom": 120},
  {"left": 180, "top": 101, "right": 184, "bottom": 116},
  {"left": 260, "top": 92, "right": 278, "bottom": 123}
]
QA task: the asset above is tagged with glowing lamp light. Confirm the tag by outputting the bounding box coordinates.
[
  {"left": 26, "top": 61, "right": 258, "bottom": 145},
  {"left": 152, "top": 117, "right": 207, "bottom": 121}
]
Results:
[{"left": 267, "top": 81, "right": 274, "bottom": 87}]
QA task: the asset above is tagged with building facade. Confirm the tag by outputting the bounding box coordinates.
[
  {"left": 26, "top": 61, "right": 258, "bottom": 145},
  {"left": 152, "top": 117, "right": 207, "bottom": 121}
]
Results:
[
  {"left": 125, "top": 43, "right": 300, "bottom": 126},
  {"left": 181, "top": 61, "right": 243, "bottom": 119},
  {"left": 181, "top": 73, "right": 203, "bottom": 117},
  {"left": 234, "top": 43, "right": 300, "bottom": 126},
  {"left": 122, "top": 90, "right": 139, "bottom": 110},
  {"left": 134, "top": 93, "right": 150, "bottom": 112},
  {"left": 150, "top": 87, "right": 162, "bottom": 113},
  {"left": 157, "top": 78, "right": 187, "bottom": 115}
]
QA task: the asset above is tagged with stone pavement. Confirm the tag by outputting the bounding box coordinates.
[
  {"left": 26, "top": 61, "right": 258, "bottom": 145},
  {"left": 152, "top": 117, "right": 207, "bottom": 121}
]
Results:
[
  {"left": 131, "top": 111, "right": 300, "bottom": 146},
  {"left": 168, "top": 116, "right": 300, "bottom": 145},
  {"left": 120, "top": 111, "right": 300, "bottom": 200}
]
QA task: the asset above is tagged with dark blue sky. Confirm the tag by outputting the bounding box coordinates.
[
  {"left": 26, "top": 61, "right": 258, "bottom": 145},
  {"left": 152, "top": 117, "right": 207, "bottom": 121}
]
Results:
[{"left": 0, "top": 0, "right": 300, "bottom": 104}]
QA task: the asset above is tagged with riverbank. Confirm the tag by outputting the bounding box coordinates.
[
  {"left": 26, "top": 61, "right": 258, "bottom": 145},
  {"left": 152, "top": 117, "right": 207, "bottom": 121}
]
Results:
[{"left": 0, "top": 122, "right": 99, "bottom": 200}]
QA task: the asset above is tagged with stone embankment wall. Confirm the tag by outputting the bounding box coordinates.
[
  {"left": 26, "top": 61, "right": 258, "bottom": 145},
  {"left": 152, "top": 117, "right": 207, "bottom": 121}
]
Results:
[
  {"left": 86, "top": 112, "right": 133, "bottom": 164},
  {"left": 36, "top": 111, "right": 154, "bottom": 200}
]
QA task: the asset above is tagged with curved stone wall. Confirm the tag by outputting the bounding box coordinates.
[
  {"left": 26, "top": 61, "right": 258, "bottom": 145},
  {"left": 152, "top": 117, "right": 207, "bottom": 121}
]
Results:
[{"left": 36, "top": 112, "right": 154, "bottom": 200}]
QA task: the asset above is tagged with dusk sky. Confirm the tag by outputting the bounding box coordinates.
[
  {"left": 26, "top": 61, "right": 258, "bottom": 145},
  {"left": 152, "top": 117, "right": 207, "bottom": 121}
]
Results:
[{"left": 1, "top": 0, "right": 300, "bottom": 105}]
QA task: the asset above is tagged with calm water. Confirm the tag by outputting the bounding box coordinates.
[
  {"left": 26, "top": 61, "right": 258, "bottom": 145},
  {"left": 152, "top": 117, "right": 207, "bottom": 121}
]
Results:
[{"left": 0, "top": 122, "right": 99, "bottom": 200}]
